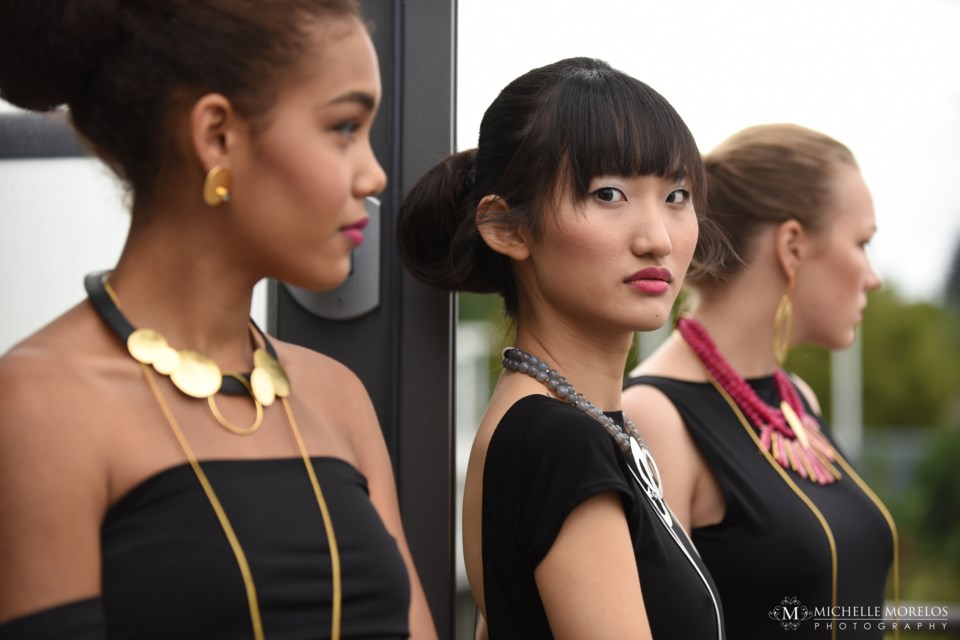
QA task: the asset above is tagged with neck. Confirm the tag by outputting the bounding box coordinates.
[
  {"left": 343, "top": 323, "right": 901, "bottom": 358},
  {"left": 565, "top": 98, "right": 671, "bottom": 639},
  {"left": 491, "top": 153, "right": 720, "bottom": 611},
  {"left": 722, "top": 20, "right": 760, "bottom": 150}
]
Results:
[
  {"left": 690, "top": 287, "right": 782, "bottom": 378},
  {"left": 513, "top": 320, "right": 632, "bottom": 412},
  {"left": 107, "top": 213, "right": 262, "bottom": 371}
]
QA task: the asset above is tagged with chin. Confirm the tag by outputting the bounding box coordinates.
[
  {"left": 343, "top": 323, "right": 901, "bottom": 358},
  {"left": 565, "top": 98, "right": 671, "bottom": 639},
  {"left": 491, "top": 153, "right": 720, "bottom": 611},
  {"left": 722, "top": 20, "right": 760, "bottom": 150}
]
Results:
[
  {"left": 314, "top": 271, "right": 351, "bottom": 293},
  {"left": 631, "top": 313, "right": 672, "bottom": 333},
  {"left": 825, "top": 328, "right": 858, "bottom": 352},
  {"left": 281, "top": 262, "right": 351, "bottom": 293}
]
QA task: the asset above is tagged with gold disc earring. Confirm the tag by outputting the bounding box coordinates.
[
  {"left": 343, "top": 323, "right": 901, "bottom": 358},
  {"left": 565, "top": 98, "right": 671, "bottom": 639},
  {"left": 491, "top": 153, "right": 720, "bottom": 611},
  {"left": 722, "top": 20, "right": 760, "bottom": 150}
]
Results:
[{"left": 203, "top": 166, "right": 233, "bottom": 206}]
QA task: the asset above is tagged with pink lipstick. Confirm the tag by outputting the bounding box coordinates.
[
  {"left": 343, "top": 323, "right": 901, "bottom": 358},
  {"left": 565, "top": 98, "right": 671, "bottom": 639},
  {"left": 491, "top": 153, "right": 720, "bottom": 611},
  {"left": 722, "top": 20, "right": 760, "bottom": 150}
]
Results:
[
  {"left": 340, "top": 217, "right": 369, "bottom": 247},
  {"left": 626, "top": 267, "right": 672, "bottom": 295}
]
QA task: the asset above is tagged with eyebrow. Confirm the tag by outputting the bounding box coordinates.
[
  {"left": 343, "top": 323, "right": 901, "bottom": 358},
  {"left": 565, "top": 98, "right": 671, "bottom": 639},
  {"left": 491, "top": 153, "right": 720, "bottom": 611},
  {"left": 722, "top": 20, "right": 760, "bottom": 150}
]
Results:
[{"left": 325, "top": 91, "right": 377, "bottom": 111}]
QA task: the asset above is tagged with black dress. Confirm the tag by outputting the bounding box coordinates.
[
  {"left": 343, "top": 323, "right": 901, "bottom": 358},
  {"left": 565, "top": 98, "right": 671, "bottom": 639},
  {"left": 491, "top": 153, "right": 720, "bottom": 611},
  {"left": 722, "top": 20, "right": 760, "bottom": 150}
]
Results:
[
  {"left": 624, "top": 375, "right": 893, "bottom": 639},
  {"left": 482, "top": 394, "right": 724, "bottom": 639},
  {"left": 0, "top": 457, "right": 411, "bottom": 640}
]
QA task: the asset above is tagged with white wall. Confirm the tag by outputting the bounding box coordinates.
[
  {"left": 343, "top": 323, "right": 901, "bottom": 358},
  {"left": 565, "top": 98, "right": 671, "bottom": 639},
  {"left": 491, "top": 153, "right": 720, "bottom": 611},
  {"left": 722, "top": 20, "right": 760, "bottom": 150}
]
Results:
[
  {"left": 0, "top": 100, "right": 270, "bottom": 354},
  {"left": 0, "top": 156, "right": 129, "bottom": 354}
]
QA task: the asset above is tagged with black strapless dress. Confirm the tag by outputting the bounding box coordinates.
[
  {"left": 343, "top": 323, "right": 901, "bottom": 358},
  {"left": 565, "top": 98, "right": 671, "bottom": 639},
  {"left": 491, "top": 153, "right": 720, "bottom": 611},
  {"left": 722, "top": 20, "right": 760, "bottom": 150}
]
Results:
[{"left": 0, "top": 457, "right": 411, "bottom": 639}]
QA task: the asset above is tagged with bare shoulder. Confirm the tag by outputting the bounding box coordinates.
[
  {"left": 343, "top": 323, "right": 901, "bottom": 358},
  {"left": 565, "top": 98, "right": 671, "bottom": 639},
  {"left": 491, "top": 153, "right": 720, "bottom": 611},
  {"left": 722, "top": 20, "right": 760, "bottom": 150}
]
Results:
[
  {"left": 622, "top": 338, "right": 710, "bottom": 529},
  {"left": 0, "top": 302, "right": 120, "bottom": 453},
  {"left": 622, "top": 382, "right": 687, "bottom": 446},
  {"left": 270, "top": 339, "right": 383, "bottom": 462},
  {"left": 0, "top": 300, "right": 135, "bottom": 484},
  {"left": 272, "top": 339, "right": 369, "bottom": 407},
  {"left": 0, "top": 303, "right": 116, "bottom": 620},
  {"left": 621, "top": 382, "right": 698, "bottom": 484}
]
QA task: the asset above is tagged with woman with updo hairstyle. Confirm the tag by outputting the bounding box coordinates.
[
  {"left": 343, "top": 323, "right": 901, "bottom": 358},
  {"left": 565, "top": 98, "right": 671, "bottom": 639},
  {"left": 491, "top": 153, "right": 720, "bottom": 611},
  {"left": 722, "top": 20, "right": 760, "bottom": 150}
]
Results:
[
  {"left": 0, "top": 2, "right": 436, "bottom": 638},
  {"left": 399, "top": 57, "right": 727, "bottom": 639},
  {"left": 623, "top": 123, "right": 896, "bottom": 639}
]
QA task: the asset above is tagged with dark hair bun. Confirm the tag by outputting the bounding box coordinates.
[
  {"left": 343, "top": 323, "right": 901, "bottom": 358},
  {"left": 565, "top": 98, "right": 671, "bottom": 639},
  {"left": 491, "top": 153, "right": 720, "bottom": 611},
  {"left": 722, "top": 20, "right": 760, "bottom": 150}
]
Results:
[
  {"left": 0, "top": 0, "right": 119, "bottom": 110},
  {"left": 398, "top": 149, "right": 519, "bottom": 312},
  {"left": 398, "top": 149, "right": 484, "bottom": 289}
]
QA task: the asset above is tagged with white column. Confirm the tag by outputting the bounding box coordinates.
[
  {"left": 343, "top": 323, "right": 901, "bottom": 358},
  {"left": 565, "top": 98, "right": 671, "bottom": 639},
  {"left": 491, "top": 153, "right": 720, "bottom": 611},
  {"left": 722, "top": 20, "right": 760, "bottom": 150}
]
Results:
[{"left": 830, "top": 332, "right": 864, "bottom": 460}]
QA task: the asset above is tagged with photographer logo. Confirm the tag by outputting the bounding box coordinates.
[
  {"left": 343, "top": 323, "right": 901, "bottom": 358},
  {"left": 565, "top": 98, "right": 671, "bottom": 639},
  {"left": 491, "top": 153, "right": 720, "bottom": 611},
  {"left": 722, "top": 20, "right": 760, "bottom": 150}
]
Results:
[{"left": 769, "top": 596, "right": 815, "bottom": 630}]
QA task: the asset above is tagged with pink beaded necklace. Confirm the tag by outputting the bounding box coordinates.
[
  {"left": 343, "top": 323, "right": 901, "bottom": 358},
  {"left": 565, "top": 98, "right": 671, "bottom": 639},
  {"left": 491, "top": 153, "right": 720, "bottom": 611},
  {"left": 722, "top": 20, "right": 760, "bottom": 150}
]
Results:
[{"left": 677, "top": 316, "right": 841, "bottom": 485}]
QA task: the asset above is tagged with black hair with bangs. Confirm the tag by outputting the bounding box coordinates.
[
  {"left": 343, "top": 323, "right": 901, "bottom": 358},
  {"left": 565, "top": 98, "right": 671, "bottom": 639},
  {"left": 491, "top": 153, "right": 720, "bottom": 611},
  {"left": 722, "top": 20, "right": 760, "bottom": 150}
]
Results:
[
  {"left": 500, "top": 58, "right": 706, "bottom": 225},
  {"left": 397, "top": 57, "right": 725, "bottom": 317}
]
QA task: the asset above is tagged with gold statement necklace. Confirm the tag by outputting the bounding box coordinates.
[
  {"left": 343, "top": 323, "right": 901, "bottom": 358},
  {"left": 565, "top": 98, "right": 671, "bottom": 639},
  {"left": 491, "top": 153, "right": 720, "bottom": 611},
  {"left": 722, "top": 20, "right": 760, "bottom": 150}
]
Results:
[
  {"left": 675, "top": 317, "right": 899, "bottom": 640},
  {"left": 85, "top": 271, "right": 342, "bottom": 640}
]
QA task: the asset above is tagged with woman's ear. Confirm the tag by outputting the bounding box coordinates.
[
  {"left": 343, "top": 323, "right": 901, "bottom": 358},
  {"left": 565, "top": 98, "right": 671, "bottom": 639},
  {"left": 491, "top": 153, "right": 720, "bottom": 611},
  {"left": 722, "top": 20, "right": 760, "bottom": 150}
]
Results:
[
  {"left": 189, "top": 93, "right": 238, "bottom": 173},
  {"left": 476, "top": 195, "right": 530, "bottom": 261},
  {"left": 773, "top": 219, "right": 807, "bottom": 279}
]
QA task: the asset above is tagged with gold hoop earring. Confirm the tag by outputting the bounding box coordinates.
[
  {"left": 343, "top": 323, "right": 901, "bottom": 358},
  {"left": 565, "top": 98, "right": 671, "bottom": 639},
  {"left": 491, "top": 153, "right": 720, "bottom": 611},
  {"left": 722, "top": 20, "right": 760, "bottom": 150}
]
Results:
[
  {"left": 203, "top": 166, "right": 233, "bottom": 206},
  {"left": 774, "top": 272, "right": 796, "bottom": 367}
]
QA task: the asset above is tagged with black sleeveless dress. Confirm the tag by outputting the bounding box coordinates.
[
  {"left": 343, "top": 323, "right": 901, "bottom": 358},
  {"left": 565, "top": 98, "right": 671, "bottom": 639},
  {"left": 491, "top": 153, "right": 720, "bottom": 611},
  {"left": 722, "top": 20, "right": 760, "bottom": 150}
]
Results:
[
  {"left": 482, "top": 394, "right": 725, "bottom": 639},
  {"left": 624, "top": 375, "right": 893, "bottom": 639},
  {"left": 0, "top": 457, "right": 411, "bottom": 639}
]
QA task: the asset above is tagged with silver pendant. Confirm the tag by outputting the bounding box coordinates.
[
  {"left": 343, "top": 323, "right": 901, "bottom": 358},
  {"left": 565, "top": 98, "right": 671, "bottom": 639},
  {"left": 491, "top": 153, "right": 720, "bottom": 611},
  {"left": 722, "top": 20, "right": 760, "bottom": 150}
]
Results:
[{"left": 629, "top": 436, "right": 672, "bottom": 527}]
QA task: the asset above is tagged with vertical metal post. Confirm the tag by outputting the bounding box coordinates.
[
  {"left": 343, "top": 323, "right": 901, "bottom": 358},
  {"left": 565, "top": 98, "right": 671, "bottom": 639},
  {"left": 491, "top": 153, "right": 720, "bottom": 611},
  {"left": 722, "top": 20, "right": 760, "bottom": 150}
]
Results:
[
  {"left": 637, "top": 322, "right": 672, "bottom": 361},
  {"left": 269, "top": 0, "right": 457, "bottom": 635},
  {"left": 397, "top": 1, "right": 457, "bottom": 636},
  {"left": 831, "top": 332, "right": 864, "bottom": 460}
]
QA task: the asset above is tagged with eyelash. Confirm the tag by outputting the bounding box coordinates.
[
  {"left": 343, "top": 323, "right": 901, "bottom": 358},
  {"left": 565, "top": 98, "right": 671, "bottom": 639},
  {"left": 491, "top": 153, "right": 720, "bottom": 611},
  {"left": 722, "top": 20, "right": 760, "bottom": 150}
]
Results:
[
  {"left": 667, "top": 189, "right": 691, "bottom": 205},
  {"left": 591, "top": 187, "right": 626, "bottom": 203},
  {"left": 334, "top": 120, "right": 361, "bottom": 137},
  {"left": 588, "top": 185, "right": 692, "bottom": 205}
]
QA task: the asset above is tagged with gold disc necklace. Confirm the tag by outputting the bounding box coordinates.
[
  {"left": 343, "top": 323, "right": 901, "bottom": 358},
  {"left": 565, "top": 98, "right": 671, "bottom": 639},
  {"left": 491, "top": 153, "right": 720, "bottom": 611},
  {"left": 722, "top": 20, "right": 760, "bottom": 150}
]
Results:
[{"left": 85, "top": 271, "right": 342, "bottom": 640}]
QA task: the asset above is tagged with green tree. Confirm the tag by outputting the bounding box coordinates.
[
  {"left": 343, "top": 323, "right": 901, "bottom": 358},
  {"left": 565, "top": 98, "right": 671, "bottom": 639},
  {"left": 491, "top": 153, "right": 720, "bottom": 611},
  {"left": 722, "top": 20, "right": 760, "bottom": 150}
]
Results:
[
  {"left": 912, "top": 427, "right": 960, "bottom": 571},
  {"left": 787, "top": 287, "right": 960, "bottom": 429},
  {"left": 860, "top": 288, "right": 960, "bottom": 427}
]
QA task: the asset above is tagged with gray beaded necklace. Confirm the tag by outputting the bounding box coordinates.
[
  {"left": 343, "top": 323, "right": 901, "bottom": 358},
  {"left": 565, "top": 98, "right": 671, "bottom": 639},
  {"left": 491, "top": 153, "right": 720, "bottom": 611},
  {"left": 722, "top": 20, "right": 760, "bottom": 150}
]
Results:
[
  {"left": 502, "top": 347, "right": 642, "bottom": 452},
  {"left": 501, "top": 346, "right": 670, "bottom": 523}
]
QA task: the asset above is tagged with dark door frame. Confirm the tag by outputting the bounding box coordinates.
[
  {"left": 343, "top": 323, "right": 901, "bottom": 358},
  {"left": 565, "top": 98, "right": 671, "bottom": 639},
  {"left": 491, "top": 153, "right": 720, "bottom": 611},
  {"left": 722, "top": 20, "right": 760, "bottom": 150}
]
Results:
[{"left": 270, "top": 1, "right": 458, "bottom": 635}]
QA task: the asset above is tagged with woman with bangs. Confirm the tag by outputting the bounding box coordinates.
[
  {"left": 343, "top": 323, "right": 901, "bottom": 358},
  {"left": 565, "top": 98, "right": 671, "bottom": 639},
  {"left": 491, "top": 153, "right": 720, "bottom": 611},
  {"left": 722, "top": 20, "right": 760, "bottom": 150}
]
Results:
[{"left": 398, "top": 57, "right": 726, "bottom": 639}]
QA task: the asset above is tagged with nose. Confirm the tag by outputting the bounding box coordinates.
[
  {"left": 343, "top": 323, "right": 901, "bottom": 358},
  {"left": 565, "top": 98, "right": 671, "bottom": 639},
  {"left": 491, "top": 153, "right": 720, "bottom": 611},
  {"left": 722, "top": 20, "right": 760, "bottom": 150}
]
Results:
[
  {"left": 356, "top": 141, "right": 388, "bottom": 197},
  {"left": 631, "top": 203, "right": 674, "bottom": 258},
  {"left": 864, "top": 254, "right": 883, "bottom": 291}
]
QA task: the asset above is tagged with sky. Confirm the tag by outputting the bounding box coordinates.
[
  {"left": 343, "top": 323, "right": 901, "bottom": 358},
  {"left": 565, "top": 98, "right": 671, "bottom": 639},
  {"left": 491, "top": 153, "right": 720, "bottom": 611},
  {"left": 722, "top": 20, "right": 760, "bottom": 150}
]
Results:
[
  {"left": 456, "top": 0, "right": 960, "bottom": 302},
  {"left": 1, "top": 0, "right": 957, "bottom": 309}
]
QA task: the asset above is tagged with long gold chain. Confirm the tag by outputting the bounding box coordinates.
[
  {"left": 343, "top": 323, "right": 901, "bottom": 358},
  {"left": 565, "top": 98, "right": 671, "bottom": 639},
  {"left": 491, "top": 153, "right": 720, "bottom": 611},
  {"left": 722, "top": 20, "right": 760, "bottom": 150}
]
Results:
[
  {"left": 690, "top": 358, "right": 899, "bottom": 640},
  {"left": 832, "top": 454, "right": 900, "bottom": 636},
  {"left": 140, "top": 363, "right": 266, "bottom": 640},
  {"left": 706, "top": 374, "right": 840, "bottom": 640},
  {"left": 140, "top": 365, "right": 343, "bottom": 639},
  {"left": 282, "top": 397, "right": 342, "bottom": 639},
  {"left": 101, "top": 274, "right": 343, "bottom": 640}
]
